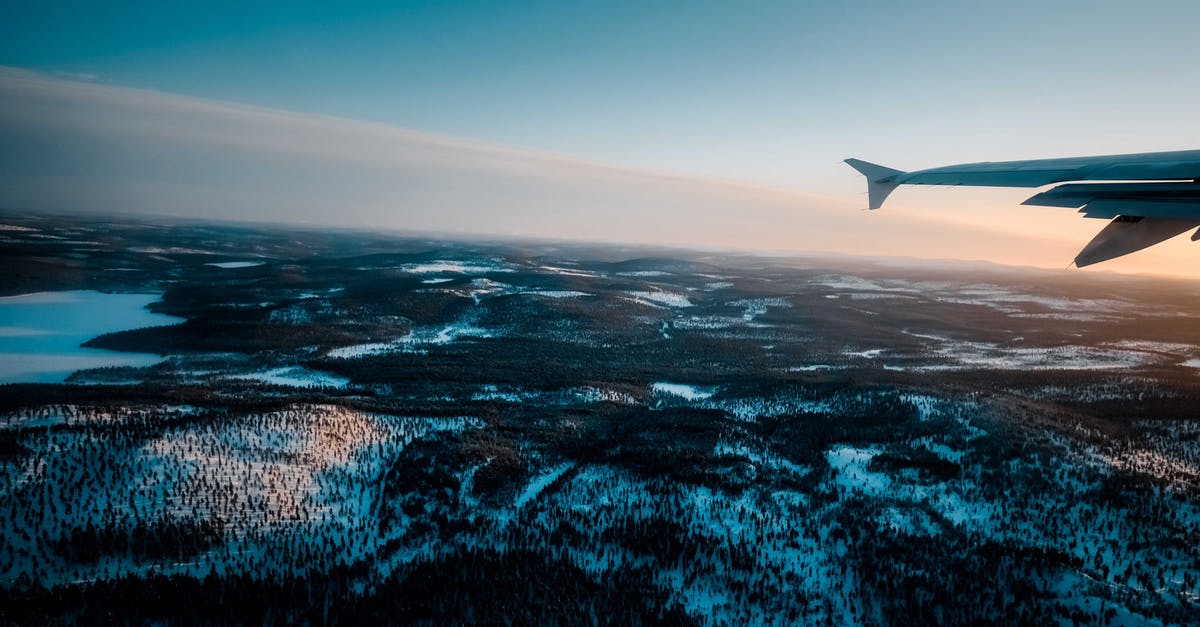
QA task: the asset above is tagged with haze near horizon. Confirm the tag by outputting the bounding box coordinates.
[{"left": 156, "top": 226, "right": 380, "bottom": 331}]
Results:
[{"left": 2, "top": 1, "right": 1199, "bottom": 277}]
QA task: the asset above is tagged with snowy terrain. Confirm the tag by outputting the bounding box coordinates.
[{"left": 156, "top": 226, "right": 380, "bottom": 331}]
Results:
[{"left": 1, "top": 214, "right": 1197, "bottom": 625}]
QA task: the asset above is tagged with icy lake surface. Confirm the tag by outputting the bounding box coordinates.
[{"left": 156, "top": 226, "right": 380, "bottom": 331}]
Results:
[{"left": 0, "top": 291, "right": 184, "bottom": 383}]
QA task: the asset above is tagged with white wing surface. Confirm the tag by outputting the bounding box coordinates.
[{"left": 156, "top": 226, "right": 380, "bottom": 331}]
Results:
[{"left": 846, "top": 150, "right": 1200, "bottom": 266}]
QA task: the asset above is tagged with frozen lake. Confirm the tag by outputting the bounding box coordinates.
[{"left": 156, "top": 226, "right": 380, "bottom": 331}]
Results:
[{"left": 0, "top": 291, "right": 184, "bottom": 384}]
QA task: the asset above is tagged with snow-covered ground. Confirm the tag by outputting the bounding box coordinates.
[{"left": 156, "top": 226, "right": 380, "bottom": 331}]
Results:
[
  {"left": 539, "top": 265, "right": 602, "bottom": 278},
  {"left": 471, "top": 384, "right": 638, "bottom": 405},
  {"left": 327, "top": 317, "right": 497, "bottom": 358},
  {"left": 673, "top": 315, "right": 742, "bottom": 330},
  {"left": 814, "top": 273, "right": 1138, "bottom": 321},
  {"left": 700, "top": 388, "right": 833, "bottom": 420},
  {"left": 616, "top": 270, "right": 672, "bottom": 277},
  {"left": 0, "top": 404, "right": 484, "bottom": 584},
  {"left": 514, "top": 463, "right": 575, "bottom": 510},
  {"left": 326, "top": 341, "right": 399, "bottom": 359},
  {"left": 1, "top": 376, "right": 1193, "bottom": 623},
  {"left": 910, "top": 341, "right": 1157, "bottom": 371},
  {"left": 826, "top": 446, "right": 889, "bottom": 496},
  {"left": 726, "top": 297, "right": 792, "bottom": 322},
  {"left": 652, "top": 382, "right": 717, "bottom": 401},
  {"left": 227, "top": 366, "right": 350, "bottom": 389},
  {"left": 626, "top": 290, "right": 693, "bottom": 308},
  {"left": 401, "top": 260, "right": 514, "bottom": 274},
  {"left": 520, "top": 290, "right": 591, "bottom": 298},
  {"left": 788, "top": 364, "right": 841, "bottom": 372},
  {"left": 844, "top": 348, "right": 885, "bottom": 359}
]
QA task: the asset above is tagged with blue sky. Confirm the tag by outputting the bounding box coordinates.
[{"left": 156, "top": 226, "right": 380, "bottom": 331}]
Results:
[
  {"left": 6, "top": 1, "right": 1198, "bottom": 188},
  {"left": 2, "top": 1, "right": 1199, "bottom": 275}
]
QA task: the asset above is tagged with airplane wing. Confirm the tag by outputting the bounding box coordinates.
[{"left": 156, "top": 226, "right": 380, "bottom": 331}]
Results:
[{"left": 845, "top": 149, "right": 1200, "bottom": 266}]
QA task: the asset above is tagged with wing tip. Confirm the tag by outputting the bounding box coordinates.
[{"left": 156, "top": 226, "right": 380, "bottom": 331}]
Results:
[{"left": 845, "top": 158, "right": 905, "bottom": 209}]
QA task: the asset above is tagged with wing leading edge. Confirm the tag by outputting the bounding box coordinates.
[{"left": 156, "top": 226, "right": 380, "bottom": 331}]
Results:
[{"left": 845, "top": 150, "right": 1200, "bottom": 266}]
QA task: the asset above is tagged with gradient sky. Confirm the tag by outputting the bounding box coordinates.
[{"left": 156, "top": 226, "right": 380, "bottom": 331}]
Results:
[{"left": 3, "top": 1, "right": 1200, "bottom": 276}]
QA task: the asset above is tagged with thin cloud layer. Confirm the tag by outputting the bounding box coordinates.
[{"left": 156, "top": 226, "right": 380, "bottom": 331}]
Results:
[{"left": 0, "top": 68, "right": 1190, "bottom": 275}]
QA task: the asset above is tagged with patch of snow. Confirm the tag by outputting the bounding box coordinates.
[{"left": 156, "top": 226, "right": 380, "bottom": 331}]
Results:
[
  {"left": 923, "top": 341, "right": 1155, "bottom": 371},
  {"left": 704, "top": 390, "right": 833, "bottom": 421},
  {"left": 227, "top": 366, "right": 350, "bottom": 389},
  {"left": 426, "top": 321, "right": 494, "bottom": 344},
  {"left": 931, "top": 491, "right": 995, "bottom": 528},
  {"left": 846, "top": 293, "right": 917, "bottom": 301},
  {"left": 205, "top": 261, "right": 266, "bottom": 269},
  {"left": 617, "top": 270, "right": 671, "bottom": 277},
  {"left": 1007, "top": 312, "right": 1115, "bottom": 322},
  {"left": 514, "top": 463, "right": 575, "bottom": 510},
  {"left": 910, "top": 437, "right": 967, "bottom": 464},
  {"left": 1020, "top": 381, "right": 1177, "bottom": 403},
  {"left": 401, "top": 260, "right": 514, "bottom": 274},
  {"left": 471, "top": 384, "right": 540, "bottom": 403},
  {"left": 932, "top": 285, "right": 1132, "bottom": 317},
  {"left": 626, "top": 290, "right": 692, "bottom": 307},
  {"left": 881, "top": 506, "right": 942, "bottom": 537},
  {"left": 652, "top": 382, "right": 717, "bottom": 401},
  {"left": 815, "top": 275, "right": 917, "bottom": 293},
  {"left": 905, "top": 331, "right": 952, "bottom": 342},
  {"left": 327, "top": 316, "right": 497, "bottom": 358},
  {"left": 521, "top": 290, "right": 591, "bottom": 298},
  {"left": 673, "top": 316, "right": 742, "bottom": 330},
  {"left": 326, "top": 342, "right": 405, "bottom": 359},
  {"left": 571, "top": 387, "right": 638, "bottom": 404},
  {"left": 825, "top": 446, "right": 889, "bottom": 496},
  {"left": 137, "top": 406, "right": 479, "bottom": 539},
  {"left": 901, "top": 394, "right": 941, "bottom": 421},
  {"left": 540, "top": 265, "right": 600, "bottom": 278},
  {"left": 727, "top": 297, "right": 791, "bottom": 322},
  {"left": 714, "top": 438, "right": 810, "bottom": 477},
  {"left": 1107, "top": 340, "right": 1196, "bottom": 355},
  {"left": 128, "top": 246, "right": 217, "bottom": 255}
]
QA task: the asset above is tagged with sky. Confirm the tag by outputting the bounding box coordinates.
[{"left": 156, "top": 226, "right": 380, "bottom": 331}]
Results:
[{"left": 2, "top": 0, "right": 1200, "bottom": 276}]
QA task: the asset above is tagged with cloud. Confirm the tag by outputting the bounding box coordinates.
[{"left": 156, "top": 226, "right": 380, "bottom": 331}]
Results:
[
  {"left": 0, "top": 67, "right": 1193, "bottom": 276},
  {"left": 49, "top": 70, "right": 99, "bottom": 82}
]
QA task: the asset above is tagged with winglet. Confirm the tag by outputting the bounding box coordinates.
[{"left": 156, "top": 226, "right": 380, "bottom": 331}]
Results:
[{"left": 845, "top": 158, "right": 905, "bottom": 209}]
